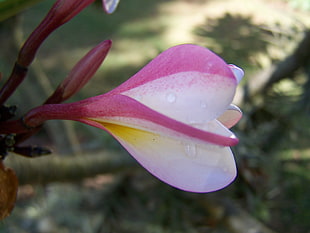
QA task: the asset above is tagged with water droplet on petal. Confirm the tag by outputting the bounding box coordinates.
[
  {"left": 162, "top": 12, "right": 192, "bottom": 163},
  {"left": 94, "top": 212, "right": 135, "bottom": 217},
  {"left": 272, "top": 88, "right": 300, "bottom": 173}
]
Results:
[
  {"left": 166, "top": 93, "right": 176, "bottom": 103},
  {"left": 184, "top": 144, "right": 197, "bottom": 158},
  {"left": 135, "top": 95, "right": 143, "bottom": 101},
  {"left": 200, "top": 101, "right": 207, "bottom": 109}
]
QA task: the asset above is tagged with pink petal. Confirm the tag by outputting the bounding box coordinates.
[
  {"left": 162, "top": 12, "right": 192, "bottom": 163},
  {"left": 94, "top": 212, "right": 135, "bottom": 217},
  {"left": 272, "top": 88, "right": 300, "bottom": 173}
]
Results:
[
  {"left": 26, "top": 94, "right": 238, "bottom": 146},
  {"left": 108, "top": 44, "right": 237, "bottom": 95},
  {"left": 73, "top": 94, "right": 239, "bottom": 146},
  {"left": 107, "top": 44, "right": 239, "bottom": 125},
  {"left": 121, "top": 71, "right": 237, "bottom": 124}
]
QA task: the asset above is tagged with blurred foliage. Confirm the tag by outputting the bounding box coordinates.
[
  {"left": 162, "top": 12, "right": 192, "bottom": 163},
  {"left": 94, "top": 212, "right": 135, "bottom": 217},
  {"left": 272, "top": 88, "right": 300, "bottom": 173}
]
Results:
[
  {"left": 195, "top": 13, "right": 270, "bottom": 69},
  {"left": 284, "top": 0, "right": 310, "bottom": 11},
  {"left": 0, "top": 0, "right": 43, "bottom": 22},
  {"left": 0, "top": 173, "right": 228, "bottom": 233},
  {"left": 233, "top": 74, "right": 310, "bottom": 232},
  {"left": 194, "top": 13, "right": 305, "bottom": 73}
]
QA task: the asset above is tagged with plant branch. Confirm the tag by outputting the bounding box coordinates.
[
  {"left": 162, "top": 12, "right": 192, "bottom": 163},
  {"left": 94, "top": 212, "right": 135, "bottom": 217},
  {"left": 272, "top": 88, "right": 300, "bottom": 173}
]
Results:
[
  {"left": 5, "top": 150, "right": 137, "bottom": 185},
  {"left": 0, "top": 63, "right": 28, "bottom": 105}
]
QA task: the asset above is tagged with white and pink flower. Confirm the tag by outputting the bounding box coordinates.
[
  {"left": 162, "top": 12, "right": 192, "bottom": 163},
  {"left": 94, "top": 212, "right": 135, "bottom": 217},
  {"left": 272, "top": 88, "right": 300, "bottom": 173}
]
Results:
[{"left": 24, "top": 44, "right": 244, "bottom": 192}]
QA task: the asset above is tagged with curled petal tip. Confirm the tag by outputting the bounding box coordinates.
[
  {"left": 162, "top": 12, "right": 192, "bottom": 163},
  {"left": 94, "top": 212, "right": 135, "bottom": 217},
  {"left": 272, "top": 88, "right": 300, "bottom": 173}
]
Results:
[
  {"left": 228, "top": 64, "right": 244, "bottom": 83},
  {"left": 218, "top": 104, "right": 242, "bottom": 129},
  {"left": 102, "top": 0, "right": 120, "bottom": 14}
]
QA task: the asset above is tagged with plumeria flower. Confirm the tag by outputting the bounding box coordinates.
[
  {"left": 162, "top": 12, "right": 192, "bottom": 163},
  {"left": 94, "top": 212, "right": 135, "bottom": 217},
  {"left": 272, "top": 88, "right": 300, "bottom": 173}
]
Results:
[{"left": 22, "top": 44, "right": 244, "bottom": 193}]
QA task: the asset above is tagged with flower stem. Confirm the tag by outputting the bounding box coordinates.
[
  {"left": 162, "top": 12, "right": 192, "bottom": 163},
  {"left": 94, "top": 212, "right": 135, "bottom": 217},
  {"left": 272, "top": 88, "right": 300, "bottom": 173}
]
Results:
[{"left": 0, "top": 63, "right": 28, "bottom": 105}]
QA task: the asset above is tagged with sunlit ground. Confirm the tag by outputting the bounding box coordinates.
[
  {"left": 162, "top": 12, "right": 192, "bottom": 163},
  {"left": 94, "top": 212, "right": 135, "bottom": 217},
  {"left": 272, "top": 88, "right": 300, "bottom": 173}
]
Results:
[{"left": 1, "top": 0, "right": 310, "bottom": 232}]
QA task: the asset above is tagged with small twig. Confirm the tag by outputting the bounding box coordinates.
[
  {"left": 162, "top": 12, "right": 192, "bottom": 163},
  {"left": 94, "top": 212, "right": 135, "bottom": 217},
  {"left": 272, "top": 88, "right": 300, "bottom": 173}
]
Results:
[{"left": 0, "top": 62, "right": 28, "bottom": 105}]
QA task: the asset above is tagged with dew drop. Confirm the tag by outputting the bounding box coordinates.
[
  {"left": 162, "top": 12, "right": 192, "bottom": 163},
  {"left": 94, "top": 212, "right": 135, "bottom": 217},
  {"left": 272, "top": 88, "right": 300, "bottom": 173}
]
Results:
[
  {"left": 184, "top": 144, "right": 197, "bottom": 158},
  {"left": 135, "top": 95, "right": 143, "bottom": 101},
  {"left": 186, "top": 117, "right": 205, "bottom": 127},
  {"left": 200, "top": 101, "right": 207, "bottom": 109},
  {"left": 166, "top": 93, "right": 176, "bottom": 103}
]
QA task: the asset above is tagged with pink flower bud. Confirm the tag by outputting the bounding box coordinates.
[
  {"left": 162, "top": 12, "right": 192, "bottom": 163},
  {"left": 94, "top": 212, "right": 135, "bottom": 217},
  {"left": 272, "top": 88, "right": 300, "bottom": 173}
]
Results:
[
  {"left": 45, "top": 40, "right": 112, "bottom": 104},
  {"left": 18, "top": 0, "right": 96, "bottom": 67}
]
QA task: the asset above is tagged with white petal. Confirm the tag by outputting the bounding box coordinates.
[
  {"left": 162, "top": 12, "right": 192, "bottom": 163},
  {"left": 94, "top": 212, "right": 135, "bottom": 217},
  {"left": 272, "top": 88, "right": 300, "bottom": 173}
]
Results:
[
  {"left": 122, "top": 71, "right": 236, "bottom": 125},
  {"left": 102, "top": 122, "right": 237, "bottom": 193}
]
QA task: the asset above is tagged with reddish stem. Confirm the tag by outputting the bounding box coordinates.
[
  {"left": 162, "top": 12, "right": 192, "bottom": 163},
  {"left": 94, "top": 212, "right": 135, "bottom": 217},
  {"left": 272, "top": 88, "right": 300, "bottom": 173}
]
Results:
[
  {"left": 0, "top": 0, "right": 96, "bottom": 106},
  {"left": 0, "top": 63, "right": 28, "bottom": 105},
  {"left": 0, "top": 119, "right": 29, "bottom": 134}
]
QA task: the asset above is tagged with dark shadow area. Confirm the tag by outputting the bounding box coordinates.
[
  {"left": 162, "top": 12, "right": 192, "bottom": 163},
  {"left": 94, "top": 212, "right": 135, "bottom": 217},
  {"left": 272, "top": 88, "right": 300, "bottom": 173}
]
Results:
[
  {"left": 195, "top": 13, "right": 273, "bottom": 67},
  {"left": 194, "top": 13, "right": 310, "bottom": 233}
]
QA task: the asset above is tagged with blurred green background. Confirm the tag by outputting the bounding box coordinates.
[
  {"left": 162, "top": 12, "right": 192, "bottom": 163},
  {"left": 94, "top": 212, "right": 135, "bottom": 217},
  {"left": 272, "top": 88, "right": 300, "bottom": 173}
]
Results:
[{"left": 0, "top": 0, "right": 309, "bottom": 232}]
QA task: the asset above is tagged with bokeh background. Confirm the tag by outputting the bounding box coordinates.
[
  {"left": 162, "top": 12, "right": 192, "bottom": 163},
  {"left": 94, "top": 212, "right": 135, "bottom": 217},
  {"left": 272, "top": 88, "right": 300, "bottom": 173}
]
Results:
[{"left": 0, "top": 0, "right": 309, "bottom": 232}]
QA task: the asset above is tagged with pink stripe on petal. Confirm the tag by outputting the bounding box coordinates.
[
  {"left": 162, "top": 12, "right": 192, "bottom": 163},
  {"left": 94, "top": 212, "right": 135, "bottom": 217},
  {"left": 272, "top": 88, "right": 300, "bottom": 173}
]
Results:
[
  {"left": 24, "top": 94, "right": 239, "bottom": 146},
  {"left": 69, "top": 94, "right": 239, "bottom": 146}
]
